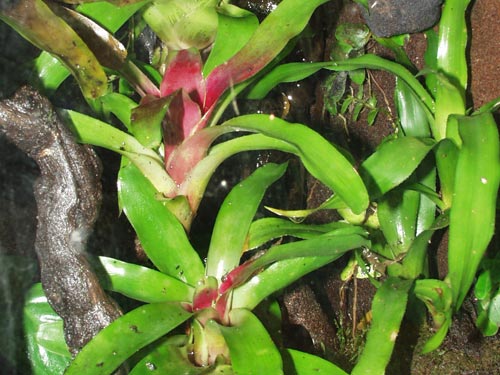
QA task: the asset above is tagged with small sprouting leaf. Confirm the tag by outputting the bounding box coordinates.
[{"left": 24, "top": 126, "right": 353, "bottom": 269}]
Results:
[{"left": 367, "top": 108, "right": 379, "bottom": 126}]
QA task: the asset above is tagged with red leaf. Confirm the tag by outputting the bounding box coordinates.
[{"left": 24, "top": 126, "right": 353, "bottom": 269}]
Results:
[{"left": 160, "top": 49, "right": 205, "bottom": 107}]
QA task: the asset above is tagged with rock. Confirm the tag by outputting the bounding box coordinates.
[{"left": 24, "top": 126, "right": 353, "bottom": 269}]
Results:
[{"left": 360, "top": 0, "right": 443, "bottom": 37}]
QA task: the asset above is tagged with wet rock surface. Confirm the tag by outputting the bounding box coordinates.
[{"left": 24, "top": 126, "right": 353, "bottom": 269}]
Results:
[{"left": 360, "top": 0, "right": 443, "bottom": 37}]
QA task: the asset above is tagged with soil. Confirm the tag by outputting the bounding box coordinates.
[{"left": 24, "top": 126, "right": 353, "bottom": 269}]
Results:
[{"left": 0, "top": 0, "right": 499, "bottom": 374}]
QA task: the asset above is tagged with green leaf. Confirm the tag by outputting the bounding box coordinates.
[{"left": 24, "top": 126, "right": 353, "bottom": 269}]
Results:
[
  {"left": 33, "top": 52, "right": 70, "bottom": 96},
  {"left": 77, "top": 0, "right": 148, "bottom": 34},
  {"left": 360, "top": 136, "right": 435, "bottom": 198},
  {"left": 247, "top": 217, "right": 352, "bottom": 249},
  {"left": 143, "top": 0, "right": 219, "bottom": 50},
  {"left": 395, "top": 78, "right": 431, "bottom": 137},
  {"left": 474, "top": 270, "right": 493, "bottom": 301},
  {"left": 206, "top": 163, "right": 287, "bottom": 280},
  {"left": 221, "top": 114, "right": 369, "bottom": 214},
  {"left": 62, "top": 109, "right": 176, "bottom": 195},
  {"left": 203, "top": 9, "right": 259, "bottom": 76},
  {"left": 218, "top": 309, "right": 283, "bottom": 374},
  {"left": 23, "top": 284, "right": 71, "bottom": 375},
  {"left": 99, "top": 92, "right": 137, "bottom": 130},
  {"left": 130, "top": 95, "right": 172, "bottom": 148},
  {"left": 446, "top": 112, "right": 500, "bottom": 309},
  {"left": 65, "top": 302, "right": 192, "bottom": 375},
  {"left": 285, "top": 349, "right": 348, "bottom": 375},
  {"left": 118, "top": 160, "right": 204, "bottom": 285},
  {"left": 96, "top": 256, "right": 194, "bottom": 303},
  {"left": 233, "top": 228, "right": 369, "bottom": 309},
  {"left": 377, "top": 188, "right": 420, "bottom": 256},
  {"left": 434, "top": 138, "right": 459, "bottom": 209},
  {"left": 352, "top": 277, "right": 412, "bottom": 375}
]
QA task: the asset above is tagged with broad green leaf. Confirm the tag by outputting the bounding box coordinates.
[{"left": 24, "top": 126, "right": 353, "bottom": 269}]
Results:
[
  {"left": 352, "top": 277, "right": 412, "bottom": 375},
  {"left": 395, "top": 78, "right": 431, "bottom": 137},
  {"left": 77, "top": 1, "right": 148, "bottom": 34},
  {"left": 285, "top": 349, "right": 348, "bottom": 375},
  {"left": 62, "top": 109, "right": 176, "bottom": 195},
  {"left": 23, "top": 284, "right": 71, "bottom": 375},
  {"left": 65, "top": 302, "right": 192, "bottom": 375},
  {"left": 118, "top": 160, "right": 204, "bottom": 285},
  {"left": 233, "top": 228, "right": 369, "bottom": 309},
  {"left": 377, "top": 188, "right": 420, "bottom": 257},
  {"left": 1, "top": 0, "right": 107, "bottom": 98},
  {"left": 221, "top": 114, "right": 369, "bottom": 214},
  {"left": 206, "top": 163, "right": 287, "bottom": 280},
  {"left": 233, "top": 257, "right": 334, "bottom": 310},
  {"left": 247, "top": 217, "right": 352, "bottom": 250},
  {"left": 203, "top": 9, "right": 259, "bottom": 76},
  {"left": 96, "top": 256, "right": 194, "bottom": 303},
  {"left": 130, "top": 336, "right": 233, "bottom": 374},
  {"left": 360, "top": 136, "right": 435, "bottom": 198},
  {"left": 446, "top": 112, "right": 500, "bottom": 309},
  {"left": 218, "top": 309, "right": 283, "bottom": 374}
]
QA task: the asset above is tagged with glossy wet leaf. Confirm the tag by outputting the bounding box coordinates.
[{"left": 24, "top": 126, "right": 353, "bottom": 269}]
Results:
[
  {"left": 395, "top": 78, "right": 431, "bottom": 137},
  {"left": 247, "top": 217, "right": 352, "bottom": 250},
  {"left": 360, "top": 136, "right": 435, "bottom": 199},
  {"left": 221, "top": 114, "right": 369, "bottom": 214},
  {"left": 77, "top": 1, "right": 147, "bottom": 34},
  {"left": 218, "top": 309, "right": 283, "bottom": 374},
  {"left": 232, "top": 229, "right": 369, "bottom": 308},
  {"left": 63, "top": 109, "right": 175, "bottom": 195},
  {"left": 206, "top": 163, "right": 287, "bottom": 280},
  {"left": 352, "top": 277, "right": 412, "bottom": 375},
  {"left": 446, "top": 112, "right": 500, "bottom": 309},
  {"left": 96, "top": 256, "right": 194, "bottom": 303},
  {"left": 0, "top": 0, "right": 107, "bottom": 98},
  {"left": 23, "top": 284, "right": 71, "bottom": 375},
  {"left": 65, "top": 302, "right": 192, "bottom": 375},
  {"left": 285, "top": 349, "right": 348, "bottom": 375},
  {"left": 118, "top": 160, "right": 204, "bottom": 285},
  {"left": 99, "top": 92, "right": 137, "bottom": 130},
  {"left": 33, "top": 52, "right": 70, "bottom": 96}
]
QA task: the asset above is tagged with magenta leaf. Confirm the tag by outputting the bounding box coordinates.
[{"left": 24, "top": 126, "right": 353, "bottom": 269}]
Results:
[{"left": 160, "top": 49, "right": 205, "bottom": 106}]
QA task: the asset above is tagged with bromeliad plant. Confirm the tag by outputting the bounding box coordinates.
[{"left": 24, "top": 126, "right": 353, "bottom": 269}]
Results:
[
  {"left": 3, "top": 0, "right": 499, "bottom": 373},
  {"left": 5, "top": 0, "right": 371, "bottom": 374},
  {"left": 246, "top": 0, "right": 499, "bottom": 366}
]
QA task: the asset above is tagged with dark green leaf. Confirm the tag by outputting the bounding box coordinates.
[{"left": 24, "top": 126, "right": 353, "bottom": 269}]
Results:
[
  {"left": 352, "top": 277, "right": 412, "bottom": 375},
  {"left": 360, "top": 136, "right": 435, "bottom": 198}
]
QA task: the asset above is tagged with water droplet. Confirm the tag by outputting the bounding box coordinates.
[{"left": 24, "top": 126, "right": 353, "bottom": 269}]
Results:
[
  {"left": 481, "top": 177, "right": 488, "bottom": 184},
  {"left": 145, "top": 362, "right": 157, "bottom": 371}
]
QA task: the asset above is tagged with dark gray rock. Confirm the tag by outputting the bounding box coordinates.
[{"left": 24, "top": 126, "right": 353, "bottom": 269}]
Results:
[{"left": 360, "top": 0, "right": 443, "bottom": 37}]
